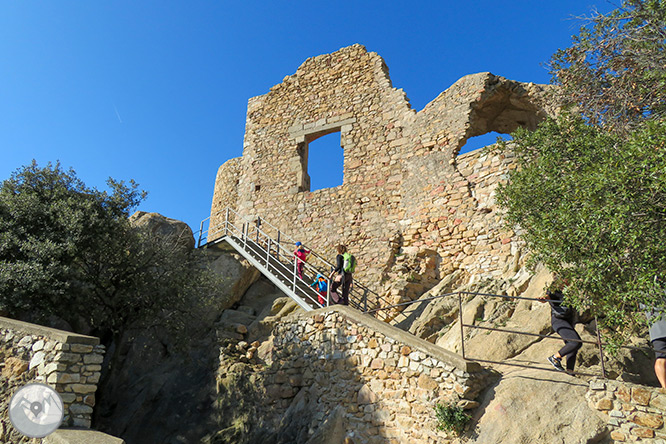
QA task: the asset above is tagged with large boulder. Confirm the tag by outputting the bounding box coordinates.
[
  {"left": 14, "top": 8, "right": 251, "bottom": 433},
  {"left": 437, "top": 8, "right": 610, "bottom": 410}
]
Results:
[
  {"left": 129, "top": 211, "right": 195, "bottom": 250},
  {"left": 470, "top": 366, "right": 609, "bottom": 443},
  {"left": 209, "top": 251, "right": 262, "bottom": 309}
]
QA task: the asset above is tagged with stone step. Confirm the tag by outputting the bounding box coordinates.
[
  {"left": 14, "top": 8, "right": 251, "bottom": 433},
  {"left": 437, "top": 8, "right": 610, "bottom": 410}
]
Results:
[{"left": 44, "top": 429, "right": 125, "bottom": 444}]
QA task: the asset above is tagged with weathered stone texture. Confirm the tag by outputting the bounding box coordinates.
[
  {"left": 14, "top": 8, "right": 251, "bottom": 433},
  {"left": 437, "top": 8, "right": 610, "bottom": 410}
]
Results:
[
  {"left": 209, "top": 44, "right": 554, "bottom": 305},
  {"left": 0, "top": 317, "right": 104, "bottom": 439},
  {"left": 251, "top": 306, "right": 488, "bottom": 443},
  {"left": 588, "top": 379, "right": 666, "bottom": 442}
]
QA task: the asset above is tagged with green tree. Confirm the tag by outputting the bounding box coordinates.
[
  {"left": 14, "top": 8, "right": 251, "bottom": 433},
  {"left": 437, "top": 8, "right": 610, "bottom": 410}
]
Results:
[
  {"left": 550, "top": 0, "right": 666, "bottom": 132},
  {"left": 496, "top": 0, "right": 666, "bottom": 342},
  {"left": 0, "top": 161, "right": 220, "bottom": 356},
  {"left": 496, "top": 117, "right": 666, "bottom": 339}
]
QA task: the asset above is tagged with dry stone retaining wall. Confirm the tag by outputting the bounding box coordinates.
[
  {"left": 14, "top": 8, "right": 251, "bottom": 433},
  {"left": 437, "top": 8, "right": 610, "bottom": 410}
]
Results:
[
  {"left": 210, "top": 44, "right": 555, "bottom": 305},
  {"left": 0, "top": 317, "right": 104, "bottom": 434},
  {"left": 588, "top": 379, "right": 666, "bottom": 442},
  {"left": 259, "top": 306, "right": 488, "bottom": 443}
]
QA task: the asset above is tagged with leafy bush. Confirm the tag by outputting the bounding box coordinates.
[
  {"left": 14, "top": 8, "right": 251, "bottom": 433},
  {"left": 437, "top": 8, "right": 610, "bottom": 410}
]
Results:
[{"left": 435, "top": 402, "right": 470, "bottom": 435}]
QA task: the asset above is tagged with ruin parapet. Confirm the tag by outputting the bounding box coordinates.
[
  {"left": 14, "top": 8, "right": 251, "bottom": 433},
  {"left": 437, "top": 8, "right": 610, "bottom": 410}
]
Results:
[{"left": 210, "top": 44, "right": 555, "bottom": 299}]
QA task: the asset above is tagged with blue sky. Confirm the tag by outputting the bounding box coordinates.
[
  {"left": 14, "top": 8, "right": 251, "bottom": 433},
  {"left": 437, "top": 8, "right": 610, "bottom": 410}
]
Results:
[{"left": 0, "top": 1, "right": 612, "bottom": 233}]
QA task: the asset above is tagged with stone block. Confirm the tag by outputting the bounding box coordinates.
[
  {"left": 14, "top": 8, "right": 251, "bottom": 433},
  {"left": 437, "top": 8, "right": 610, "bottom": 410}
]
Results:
[
  {"left": 43, "top": 362, "right": 67, "bottom": 375},
  {"left": 71, "top": 417, "right": 92, "bottom": 428},
  {"left": 370, "top": 358, "right": 384, "bottom": 369},
  {"left": 83, "top": 353, "right": 104, "bottom": 364},
  {"left": 596, "top": 398, "right": 613, "bottom": 411},
  {"left": 417, "top": 374, "right": 438, "bottom": 391},
  {"left": 617, "top": 386, "right": 631, "bottom": 403},
  {"left": 632, "top": 387, "right": 652, "bottom": 406},
  {"left": 358, "top": 384, "right": 377, "bottom": 404},
  {"left": 265, "top": 384, "right": 281, "bottom": 400},
  {"left": 651, "top": 393, "right": 666, "bottom": 410},
  {"left": 589, "top": 379, "right": 606, "bottom": 390},
  {"left": 610, "top": 430, "right": 626, "bottom": 441},
  {"left": 60, "top": 393, "right": 77, "bottom": 403},
  {"left": 29, "top": 351, "right": 46, "bottom": 370},
  {"left": 2, "top": 357, "right": 28, "bottom": 378},
  {"left": 631, "top": 412, "right": 664, "bottom": 428},
  {"left": 85, "top": 373, "right": 101, "bottom": 384},
  {"left": 70, "top": 344, "right": 94, "bottom": 354},
  {"left": 69, "top": 403, "right": 94, "bottom": 415},
  {"left": 55, "top": 352, "right": 81, "bottom": 363},
  {"left": 71, "top": 384, "right": 98, "bottom": 394},
  {"left": 47, "top": 372, "right": 81, "bottom": 384},
  {"left": 633, "top": 428, "right": 655, "bottom": 439}
]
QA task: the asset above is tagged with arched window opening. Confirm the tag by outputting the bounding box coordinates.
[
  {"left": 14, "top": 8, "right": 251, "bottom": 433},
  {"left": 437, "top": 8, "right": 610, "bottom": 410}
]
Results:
[{"left": 458, "top": 132, "right": 511, "bottom": 156}]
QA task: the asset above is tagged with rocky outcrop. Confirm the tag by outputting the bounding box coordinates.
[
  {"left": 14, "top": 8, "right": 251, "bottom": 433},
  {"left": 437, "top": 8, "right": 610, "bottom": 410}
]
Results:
[
  {"left": 471, "top": 367, "right": 608, "bottom": 443},
  {"left": 94, "top": 250, "right": 299, "bottom": 444},
  {"left": 129, "top": 211, "right": 195, "bottom": 250}
]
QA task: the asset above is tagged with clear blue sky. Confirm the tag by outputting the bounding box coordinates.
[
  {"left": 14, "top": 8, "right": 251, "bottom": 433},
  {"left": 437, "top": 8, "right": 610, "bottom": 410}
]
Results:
[{"left": 0, "top": 1, "right": 612, "bottom": 234}]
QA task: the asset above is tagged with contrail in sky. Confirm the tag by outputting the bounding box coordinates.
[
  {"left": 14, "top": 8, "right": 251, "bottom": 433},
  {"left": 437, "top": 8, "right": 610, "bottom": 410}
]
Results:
[{"left": 113, "top": 103, "right": 123, "bottom": 124}]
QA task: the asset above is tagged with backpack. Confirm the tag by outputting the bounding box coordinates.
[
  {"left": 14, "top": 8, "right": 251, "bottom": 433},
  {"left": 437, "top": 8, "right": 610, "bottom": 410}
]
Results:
[{"left": 342, "top": 252, "right": 356, "bottom": 273}]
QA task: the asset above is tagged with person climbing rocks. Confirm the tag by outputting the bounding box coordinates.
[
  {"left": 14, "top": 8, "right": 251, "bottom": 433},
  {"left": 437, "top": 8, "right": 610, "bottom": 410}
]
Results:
[
  {"left": 310, "top": 273, "right": 328, "bottom": 306},
  {"left": 538, "top": 277, "right": 582, "bottom": 374},
  {"left": 329, "top": 244, "right": 354, "bottom": 306},
  {"left": 293, "top": 242, "right": 310, "bottom": 280}
]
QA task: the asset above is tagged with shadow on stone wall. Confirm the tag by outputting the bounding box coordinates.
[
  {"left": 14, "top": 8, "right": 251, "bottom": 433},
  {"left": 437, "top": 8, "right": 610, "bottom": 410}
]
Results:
[{"left": 203, "top": 307, "right": 488, "bottom": 444}]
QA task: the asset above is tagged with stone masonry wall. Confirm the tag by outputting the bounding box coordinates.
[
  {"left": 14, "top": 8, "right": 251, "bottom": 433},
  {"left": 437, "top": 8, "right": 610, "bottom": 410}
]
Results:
[
  {"left": 0, "top": 317, "right": 104, "bottom": 437},
  {"left": 210, "top": 44, "right": 555, "bottom": 306},
  {"left": 588, "top": 379, "right": 666, "bottom": 442},
  {"left": 257, "top": 306, "right": 488, "bottom": 443}
]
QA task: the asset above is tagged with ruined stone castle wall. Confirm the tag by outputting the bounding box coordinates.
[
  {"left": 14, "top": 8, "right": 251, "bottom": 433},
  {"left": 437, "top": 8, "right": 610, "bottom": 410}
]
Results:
[{"left": 210, "top": 44, "right": 554, "bottom": 304}]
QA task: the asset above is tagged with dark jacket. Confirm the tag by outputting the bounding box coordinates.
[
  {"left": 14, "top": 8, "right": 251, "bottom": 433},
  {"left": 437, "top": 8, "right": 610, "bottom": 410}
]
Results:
[
  {"left": 547, "top": 290, "right": 574, "bottom": 320},
  {"left": 333, "top": 254, "right": 344, "bottom": 274}
]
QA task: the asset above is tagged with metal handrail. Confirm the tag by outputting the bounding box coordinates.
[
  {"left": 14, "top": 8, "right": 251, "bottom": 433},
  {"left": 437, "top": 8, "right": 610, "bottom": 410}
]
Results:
[
  {"left": 367, "top": 289, "right": 655, "bottom": 379},
  {"left": 197, "top": 207, "right": 390, "bottom": 316},
  {"left": 216, "top": 209, "right": 327, "bottom": 309}
]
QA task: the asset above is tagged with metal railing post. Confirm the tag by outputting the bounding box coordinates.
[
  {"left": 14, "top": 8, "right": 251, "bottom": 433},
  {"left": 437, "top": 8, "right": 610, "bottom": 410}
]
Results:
[
  {"left": 197, "top": 220, "right": 204, "bottom": 248},
  {"left": 326, "top": 277, "right": 331, "bottom": 307},
  {"left": 256, "top": 217, "right": 261, "bottom": 243},
  {"left": 224, "top": 208, "right": 229, "bottom": 236},
  {"left": 595, "top": 316, "right": 607, "bottom": 379},
  {"left": 292, "top": 257, "right": 298, "bottom": 295},
  {"left": 459, "top": 292, "right": 466, "bottom": 359},
  {"left": 266, "top": 238, "right": 271, "bottom": 270},
  {"left": 277, "top": 231, "right": 281, "bottom": 259}
]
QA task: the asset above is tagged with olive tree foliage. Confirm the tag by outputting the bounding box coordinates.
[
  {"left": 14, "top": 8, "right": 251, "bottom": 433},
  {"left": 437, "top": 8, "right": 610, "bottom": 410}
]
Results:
[
  {"left": 0, "top": 161, "right": 222, "bottom": 346},
  {"left": 549, "top": 0, "right": 666, "bottom": 132},
  {"left": 496, "top": 117, "right": 666, "bottom": 339},
  {"left": 495, "top": 0, "right": 666, "bottom": 342}
]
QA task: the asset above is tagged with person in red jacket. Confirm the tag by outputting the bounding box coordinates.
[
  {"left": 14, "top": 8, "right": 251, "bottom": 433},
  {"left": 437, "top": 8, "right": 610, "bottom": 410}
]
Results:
[{"left": 293, "top": 242, "right": 310, "bottom": 280}]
